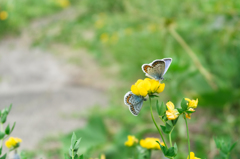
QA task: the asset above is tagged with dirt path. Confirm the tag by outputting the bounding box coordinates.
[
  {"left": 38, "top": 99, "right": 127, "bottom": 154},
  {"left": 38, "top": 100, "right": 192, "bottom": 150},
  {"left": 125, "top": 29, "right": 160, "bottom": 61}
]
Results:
[{"left": 0, "top": 8, "right": 112, "bottom": 151}]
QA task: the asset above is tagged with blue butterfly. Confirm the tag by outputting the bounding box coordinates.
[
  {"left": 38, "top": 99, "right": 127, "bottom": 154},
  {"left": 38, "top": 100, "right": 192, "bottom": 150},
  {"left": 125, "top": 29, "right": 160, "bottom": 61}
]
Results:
[
  {"left": 124, "top": 91, "right": 145, "bottom": 116},
  {"left": 142, "top": 58, "right": 172, "bottom": 82}
]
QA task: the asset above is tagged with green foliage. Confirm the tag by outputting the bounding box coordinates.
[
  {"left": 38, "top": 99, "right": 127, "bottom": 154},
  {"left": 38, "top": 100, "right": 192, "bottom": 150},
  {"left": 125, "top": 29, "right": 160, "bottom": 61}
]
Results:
[
  {"left": 65, "top": 132, "right": 83, "bottom": 159},
  {"left": 214, "top": 137, "right": 237, "bottom": 159},
  {"left": 156, "top": 101, "right": 166, "bottom": 116}
]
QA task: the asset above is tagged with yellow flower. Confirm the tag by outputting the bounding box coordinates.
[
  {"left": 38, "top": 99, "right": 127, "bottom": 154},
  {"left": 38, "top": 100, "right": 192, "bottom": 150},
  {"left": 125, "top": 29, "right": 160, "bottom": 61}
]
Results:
[
  {"left": 94, "top": 19, "right": 104, "bottom": 29},
  {"left": 57, "top": 0, "right": 70, "bottom": 8},
  {"left": 166, "top": 101, "right": 179, "bottom": 120},
  {"left": 5, "top": 137, "right": 22, "bottom": 149},
  {"left": 100, "top": 33, "right": 109, "bottom": 43},
  {"left": 185, "top": 98, "right": 198, "bottom": 108},
  {"left": 100, "top": 154, "right": 106, "bottom": 159},
  {"left": 125, "top": 135, "right": 138, "bottom": 147},
  {"left": 124, "top": 28, "right": 133, "bottom": 35},
  {"left": 140, "top": 137, "right": 164, "bottom": 150},
  {"left": 185, "top": 108, "right": 195, "bottom": 119},
  {"left": 0, "top": 11, "right": 8, "bottom": 20},
  {"left": 110, "top": 33, "right": 119, "bottom": 44},
  {"left": 131, "top": 78, "right": 165, "bottom": 97},
  {"left": 187, "top": 152, "right": 201, "bottom": 159}
]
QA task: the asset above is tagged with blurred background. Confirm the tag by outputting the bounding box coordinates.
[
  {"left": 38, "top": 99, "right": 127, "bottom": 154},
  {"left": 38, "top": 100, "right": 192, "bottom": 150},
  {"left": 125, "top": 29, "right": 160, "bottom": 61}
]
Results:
[{"left": 0, "top": 0, "right": 239, "bottom": 158}]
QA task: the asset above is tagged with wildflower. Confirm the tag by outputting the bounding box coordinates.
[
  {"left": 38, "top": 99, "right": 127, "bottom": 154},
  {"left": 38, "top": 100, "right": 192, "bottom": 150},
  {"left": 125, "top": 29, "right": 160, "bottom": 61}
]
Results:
[
  {"left": 187, "top": 152, "right": 201, "bottom": 159},
  {"left": 185, "top": 108, "right": 195, "bottom": 119},
  {"left": 94, "top": 19, "right": 104, "bottom": 29},
  {"left": 110, "top": 33, "right": 119, "bottom": 44},
  {"left": 185, "top": 98, "right": 198, "bottom": 108},
  {"left": 100, "top": 33, "right": 109, "bottom": 43},
  {"left": 100, "top": 154, "right": 106, "bottom": 159},
  {"left": 124, "top": 28, "right": 133, "bottom": 35},
  {"left": 166, "top": 101, "right": 179, "bottom": 120},
  {"left": 0, "top": 11, "right": 8, "bottom": 20},
  {"left": 58, "top": 0, "right": 70, "bottom": 8},
  {"left": 125, "top": 135, "right": 138, "bottom": 147},
  {"left": 147, "top": 24, "right": 157, "bottom": 33},
  {"left": 5, "top": 137, "right": 22, "bottom": 149},
  {"left": 140, "top": 137, "right": 164, "bottom": 150},
  {"left": 131, "top": 78, "right": 165, "bottom": 97}
]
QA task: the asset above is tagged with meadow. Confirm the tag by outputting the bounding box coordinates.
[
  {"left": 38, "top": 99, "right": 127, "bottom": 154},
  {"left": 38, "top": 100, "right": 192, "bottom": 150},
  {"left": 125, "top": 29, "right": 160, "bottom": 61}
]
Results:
[{"left": 0, "top": 0, "right": 239, "bottom": 158}]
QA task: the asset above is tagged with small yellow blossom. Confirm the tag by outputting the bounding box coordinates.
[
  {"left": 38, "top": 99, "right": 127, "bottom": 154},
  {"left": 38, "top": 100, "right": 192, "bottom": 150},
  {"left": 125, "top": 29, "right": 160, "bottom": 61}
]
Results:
[
  {"left": 147, "top": 24, "right": 157, "bottom": 33},
  {"left": 0, "top": 11, "right": 8, "bottom": 20},
  {"left": 185, "top": 98, "right": 198, "bottom": 108},
  {"left": 110, "top": 33, "right": 119, "bottom": 44},
  {"left": 57, "top": 0, "right": 70, "bottom": 8},
  {"left": 185, "top": 108, "right": 195, "bottom": 119},
  {"left": 94, "top": 19, "right": 104, "bottom": 29},
  {"left": 125, "top": 135, "right": 138, "bottom": 147},
  {"left": 131, "top": 78, "right": 165, "bottom": 97},
  {"left": 187, "top": 152, "right": 201, "bottom": 159},
  {"left": 5, "top": 137, "right": 22, "bottom": 149},
  {"left": 100, "top": 33, "right": 109, "bottom": 43},
  {"left": 100, "top": 154, "right": 106, "bottom": 159},
  {"left": 166, "top": 101, "right": 179, "bottom": 120},
  {"left": 124, "top": 28, "right": 133, "bottom": 35},
  {"left": 140, "top": 137, "right": 164, "bottom": 150}
]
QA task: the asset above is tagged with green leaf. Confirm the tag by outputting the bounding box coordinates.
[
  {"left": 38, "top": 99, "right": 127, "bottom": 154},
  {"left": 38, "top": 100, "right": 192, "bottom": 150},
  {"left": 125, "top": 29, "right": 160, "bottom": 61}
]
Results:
[
  {"left": 0, "top": 154, "right": 7, "bottom": 159},
  {"left": 1, "top": 113, "right": 7, "bottom": 124},
  {"left": 68, "top": 149, "right": 72, "bottom": 157},
  {"left": 5, "top": 124, "right": 10, "bottom": 135},
  {"left": 174, "top": 143, "right": 178, "bottom": 154},
  {"left": 74, "top": 138, "right": 82, "bottom": 150},
  {"left": 160, "top": 123, "right": 172, "bottom": 134},
  {"left": 186, "top": 110, "right": 195, "bottom": 114},
  {"left": 177, "top": 108, "right": 183, "bottom": 114},
  {"left": 156, "top": 101, "right": 166, "bottom": 116},
  {"left": 181, "top": 98, "right": 188, "bottom": 111},
  {"left": 0, "top": 147, "right": 2, "bottom": 156},
  {"left": 78, "top": 154, "right": 83, "bottom": 159},
  {"left": 158, "top": 142, "right": 167, "bottom": 155},
  {"left": 229, "top": 142, "right": 237, "bottom": 152},
  {"left": 0, "top": 111, "right": 1, "bottom": 118},
  {"left": 7, "top": 104, "right": 12, "bottom": 114},
  {"left": 0, "top": 132, "right": 5, "bottom": 140},
  {"left": 171, "top": 117, "right": 179, "bottom": 126},
  {"left": 71, "top": 132, "right": 77, "bottom": 147},
  {"left": 64, "top": 154, "right": 70, "bottom": 159},
  {"left": 149, "top": 94, "right": 159, "bottom": 98},
  {"left": 165, "top": 146, "right": 177, "bottom": 157},
  {"left": 11, "top": 122, "right": 16, "bottom": 133}
]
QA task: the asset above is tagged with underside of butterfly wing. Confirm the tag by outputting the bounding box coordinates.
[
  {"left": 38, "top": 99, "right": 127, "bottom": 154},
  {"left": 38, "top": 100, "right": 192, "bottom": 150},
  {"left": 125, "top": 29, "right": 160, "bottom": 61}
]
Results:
[
  {"left": 142, "top": 60, "right": 165, "bottom": 81},
  {"left": 124, "top": 91, "right": 144, "bottom": 116}
]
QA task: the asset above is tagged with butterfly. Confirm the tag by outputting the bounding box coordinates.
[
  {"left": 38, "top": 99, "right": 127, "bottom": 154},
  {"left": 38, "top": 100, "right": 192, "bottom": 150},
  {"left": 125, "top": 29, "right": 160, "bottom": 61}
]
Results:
[
  {"left": 142, "top": 58, "right": 172, "bottom": 82},
  {"left": 124, "top": 91, "right": 145, "bottom": 116}
]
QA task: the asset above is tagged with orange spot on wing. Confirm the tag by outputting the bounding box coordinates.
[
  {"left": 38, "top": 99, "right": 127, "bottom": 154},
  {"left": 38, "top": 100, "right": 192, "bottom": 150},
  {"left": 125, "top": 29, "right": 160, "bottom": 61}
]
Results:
[
  {"left": 143, "top": 65, "right": 152, "bottom": 73},
  {"left": 152, "top": 61, "right": 164, "bottom": 67},
  {"left": 126, "top": 94, "right": 132, "bottom": 105}
]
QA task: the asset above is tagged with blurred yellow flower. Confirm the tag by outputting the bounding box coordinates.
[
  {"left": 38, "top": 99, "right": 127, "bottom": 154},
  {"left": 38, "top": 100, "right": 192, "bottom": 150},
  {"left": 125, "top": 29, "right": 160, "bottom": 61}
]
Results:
[
  {"left": 58, "top": 0, "right": 70, "bottom": 8},
  {"left": 166, "top": 101, "right": 179, "bottom": 120},
  {"left": 110, "top": 33, "right": 119, "bottom": 44},
  {"left": 100, "top": 154, "right": 106, "bottom": 159},
  {"left": 140, "top": 137, "right": 164, "bottom": 150},
  {"left": 0, "top": 11, "right": 8, "bottom": 20},
  {"left": 131, "top": 78, "right": 165, "bottom": 97},
  {"left": 186, "top": 108, "right": 195, "bottom": 119},
  {"left": 124, "top": 28, "right": 133, "bottom": 35},
  {"left": 125, "top": 135, "right": 138, "bottom": 147},
  {"left": 185, "top": 98, "right": 198, "bottom": 108},
  {"left": 5, "top": 137, "right": 22, "bottom": 149},
  {"left": 187, "top": 152, "right": 201, "bottom": 159},
  {"left": 94, "top": 19, "right": 104, "bottom": 29},
  {"left": 147, "top": 24, "right": 157, "bottom": 33},
  {"left": 100, "top": 33, "right": 109, "bottom": 43}
]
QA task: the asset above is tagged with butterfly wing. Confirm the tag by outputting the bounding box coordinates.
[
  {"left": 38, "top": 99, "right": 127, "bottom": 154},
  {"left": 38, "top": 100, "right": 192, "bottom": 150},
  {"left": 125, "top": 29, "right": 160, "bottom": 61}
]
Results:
[
  {"left": 142, "top": 59, "right": 165, "bottom": 81},
  {"left": 124, "top": 91, "right": 144, "bottom": 116},
  {"left": 163, "top": 58, "right": 172, "bottom": 76}
]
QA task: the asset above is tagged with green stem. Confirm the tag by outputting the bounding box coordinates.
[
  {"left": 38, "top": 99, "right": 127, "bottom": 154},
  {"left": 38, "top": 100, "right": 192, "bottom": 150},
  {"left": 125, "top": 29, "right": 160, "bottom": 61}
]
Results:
[
  {"left": 184, "top": 114, "right": 191, "bottom": 158},
  {"left": 72, "top": 149, "right": 74, "bottom": 159},
  {"left": 169, "top": 133, "right": 172, "bottom": 147},
  {"left": 149, "top": 98, "right": 168, "bottom": 149}
]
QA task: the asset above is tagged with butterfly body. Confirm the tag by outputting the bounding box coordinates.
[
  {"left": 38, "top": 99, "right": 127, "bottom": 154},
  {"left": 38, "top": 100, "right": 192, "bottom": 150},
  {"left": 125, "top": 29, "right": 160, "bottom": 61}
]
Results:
[
  {"left": 142, "top": 58, "right": 172, "bottom": 82},
  {"left": 124, "top": 91, "right": 144, "bottom": 116}
]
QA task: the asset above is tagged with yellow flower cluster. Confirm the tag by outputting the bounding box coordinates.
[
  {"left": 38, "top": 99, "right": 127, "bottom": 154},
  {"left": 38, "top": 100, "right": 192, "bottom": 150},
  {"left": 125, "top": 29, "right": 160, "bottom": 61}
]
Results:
[
  {"left": 131, "top": 78, "right": 165, "bottom": 97},
  {"left": 124, "top": 135, "right": 138, "bottom": 147},
  {"left": 5, "top": 137, "right": 22, "bottom": 149},
  {"left": 166, "top": 101, "right": 179, "bottom": 120},
  {"left": 185, "top": 98, "right": 198, "bottom": 119},
  {"left": 140, "top": 137, "right": 164, "bottom": 150},
  {"left": 187, "top": 152, "right": 201, "bottom": 159},
  {"left": 0, "top": 11, "right": 8, "bottom": 20},
  {"left": 57, "top": 0, "right": 70, "bottom": 8}
]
